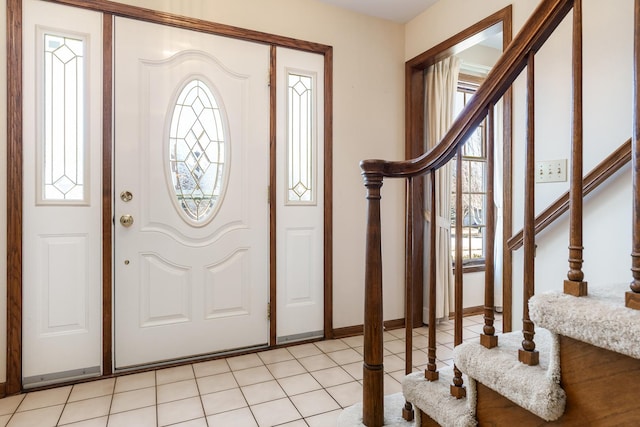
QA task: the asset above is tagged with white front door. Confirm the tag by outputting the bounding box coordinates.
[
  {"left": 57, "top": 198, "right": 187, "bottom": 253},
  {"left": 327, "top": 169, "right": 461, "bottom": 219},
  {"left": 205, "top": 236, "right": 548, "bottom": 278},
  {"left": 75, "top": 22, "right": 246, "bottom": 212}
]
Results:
[{"left": 114, "top": 17, "right": 270, "bottom": 368}]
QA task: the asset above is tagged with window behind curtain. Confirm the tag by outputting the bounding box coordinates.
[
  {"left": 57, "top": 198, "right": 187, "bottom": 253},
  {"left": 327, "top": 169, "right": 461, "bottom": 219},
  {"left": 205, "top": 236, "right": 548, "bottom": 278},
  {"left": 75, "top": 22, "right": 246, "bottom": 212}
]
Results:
[{"left": 450, "top": 76, "right": 487, "bottom": 266}]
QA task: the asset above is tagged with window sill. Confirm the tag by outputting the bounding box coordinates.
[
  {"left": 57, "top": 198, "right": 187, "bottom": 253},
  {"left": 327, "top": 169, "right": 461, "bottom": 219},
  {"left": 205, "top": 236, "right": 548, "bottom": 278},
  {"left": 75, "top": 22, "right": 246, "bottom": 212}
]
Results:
[{"left": 452, "top": 262, "right": 486, "bottom": 274}]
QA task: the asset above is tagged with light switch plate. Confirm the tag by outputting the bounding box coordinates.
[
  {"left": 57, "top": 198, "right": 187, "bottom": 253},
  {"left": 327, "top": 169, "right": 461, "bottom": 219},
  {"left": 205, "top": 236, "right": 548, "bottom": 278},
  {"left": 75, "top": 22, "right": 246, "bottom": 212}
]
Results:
[{"left": 535, "top": 159, "right": 567, "bottom": 183}]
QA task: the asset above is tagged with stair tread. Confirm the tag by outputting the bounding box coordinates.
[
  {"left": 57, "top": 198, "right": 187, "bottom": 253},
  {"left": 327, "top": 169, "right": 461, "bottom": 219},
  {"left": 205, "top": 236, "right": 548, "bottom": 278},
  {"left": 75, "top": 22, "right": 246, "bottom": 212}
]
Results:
[
  {"left": 530, "top": 282, "right": 640, "bottom": 360},
  {"left": 402, "top": 366, "right": 477, "bottom": 427},
  {"left": 454, "top": 329, "right": 565, "bottom": 422}
]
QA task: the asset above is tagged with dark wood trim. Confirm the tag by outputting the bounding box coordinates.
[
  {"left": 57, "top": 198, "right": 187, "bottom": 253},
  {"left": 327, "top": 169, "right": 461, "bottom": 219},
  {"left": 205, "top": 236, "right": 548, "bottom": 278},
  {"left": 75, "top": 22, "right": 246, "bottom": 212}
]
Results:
[
  {"left": 454, "top": 264, "right": 486, "bottom": 274},
  {"left": 507, "top": 138, "right": 632, "bottom": 251},
  {"left": 407, "top": 6, "right": 512, "bottom": 70},
  {"left": 269, "top": 45, "right": 277, "bottom": 347},
  {"left": 462, "top": 305, "right": 484, "bottom": 317},
  {"left": 501, "top": 16, "right": 514, "bottom": 333},
  {"left": 332, "top": 325, "right": 365, "bottom": 339},
  {"left": 0, "top": 382, "right": 6, "bottom": 398},
  {"left": 448, "top": 305, "right": 485, "bottom": 318},
  {"left": 323, "top": 47, "right": 334, "bottom": 339},
  {"left": 458, "top": 73, "right": 485, "bottom": 86},
  {"left": 6, "top": 0, "right": 23, "bottom": 396},
  {"left": 332, "top": 318, "right": 406, "bottom": 339},
  {"left": 44, "top": 0, "right": 331, "bottom": 55},
  {"left": 102, "top": 12, "right": 114, "bottom": 377},
  {"left": 405, "top": 5, "right": 513, "bottom": 330},
  {"left": 631, "top": 0, "right": 640, "bottom": 298},
  {"left": 405, "top": 65, "right": 425, "bottom": 327}
]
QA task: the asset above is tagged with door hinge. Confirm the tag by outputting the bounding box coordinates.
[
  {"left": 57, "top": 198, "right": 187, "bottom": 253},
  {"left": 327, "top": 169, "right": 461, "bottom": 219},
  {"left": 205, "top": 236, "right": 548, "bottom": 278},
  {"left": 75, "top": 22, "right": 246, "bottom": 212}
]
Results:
[{"left": 267, "top": 302, "right": 271, "bottom": 320}]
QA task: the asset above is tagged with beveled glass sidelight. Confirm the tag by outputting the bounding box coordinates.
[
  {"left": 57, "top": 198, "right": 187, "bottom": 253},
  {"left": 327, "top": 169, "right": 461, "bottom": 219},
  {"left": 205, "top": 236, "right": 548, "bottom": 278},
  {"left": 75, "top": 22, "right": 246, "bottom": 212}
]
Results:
[
  {"left": 287, "top": 72, "right": 315, "bottom": 204},
  {"left": 42, "top": 33, "right": 86, "bottom": 202},
  {"left": 168, "top": 79, "right": 227, "bottom": 223}
]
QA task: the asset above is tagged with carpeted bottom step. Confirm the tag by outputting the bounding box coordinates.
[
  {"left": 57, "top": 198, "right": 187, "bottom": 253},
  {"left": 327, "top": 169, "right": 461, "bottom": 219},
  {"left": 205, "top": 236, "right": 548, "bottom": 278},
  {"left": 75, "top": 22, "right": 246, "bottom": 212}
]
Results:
[
  {"left": 454, "top": 328, "right": 565, "bottom": 421},
  {"left": 402, "top": 366, "right": 477, "bottom": 427}
]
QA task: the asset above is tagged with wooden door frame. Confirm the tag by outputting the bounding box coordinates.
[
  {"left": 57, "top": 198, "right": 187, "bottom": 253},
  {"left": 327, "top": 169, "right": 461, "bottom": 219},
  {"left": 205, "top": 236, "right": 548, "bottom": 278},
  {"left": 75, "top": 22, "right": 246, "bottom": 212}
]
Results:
[
  {"left": 6, "top": 0, "right": 334, "bottom": 395},
  {"left": 405, "top": 6, "right": 513, "bottom": 329}
]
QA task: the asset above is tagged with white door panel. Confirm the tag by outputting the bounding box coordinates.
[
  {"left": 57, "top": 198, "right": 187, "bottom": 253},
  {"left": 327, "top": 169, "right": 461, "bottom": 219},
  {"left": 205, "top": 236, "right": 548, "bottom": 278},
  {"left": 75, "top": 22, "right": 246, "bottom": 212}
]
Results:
[
  {"left": 22, "top": 0, "right": 103, "bottom": 387},
  {"left": 276, "top": 48, "right": 325, "bottom": 343},
  {"left": 114, "top": 18, "right": 270, "bottom": 368}
]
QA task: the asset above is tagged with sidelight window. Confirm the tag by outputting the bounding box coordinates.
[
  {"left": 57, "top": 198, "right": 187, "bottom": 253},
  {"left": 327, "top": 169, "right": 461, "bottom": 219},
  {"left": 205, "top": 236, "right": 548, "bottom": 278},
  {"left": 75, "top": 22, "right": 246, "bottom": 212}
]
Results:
[
  {"left": 41, "top": 33, "right": 87, "bottom": 202},
  {"left": 287, "top": 72, "right": 316, "bottom": 204}
]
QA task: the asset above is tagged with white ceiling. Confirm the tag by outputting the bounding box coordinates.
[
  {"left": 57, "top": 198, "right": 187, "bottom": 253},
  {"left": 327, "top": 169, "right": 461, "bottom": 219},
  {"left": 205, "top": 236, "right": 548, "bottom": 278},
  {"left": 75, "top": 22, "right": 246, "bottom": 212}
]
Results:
[{"left": 314, "top": 0, "right": 440, "bottom": 23}]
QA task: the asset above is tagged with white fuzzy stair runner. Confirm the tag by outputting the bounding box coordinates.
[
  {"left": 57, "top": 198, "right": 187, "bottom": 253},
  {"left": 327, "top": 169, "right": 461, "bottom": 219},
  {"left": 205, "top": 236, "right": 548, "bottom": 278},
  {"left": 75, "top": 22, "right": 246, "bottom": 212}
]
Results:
[
  {"left": 402, "top": 365, "right": 477, "bottom": 427},
  {"left": 530, "top": 282, "right": 640, "bottom": 360},
  {"left": 454, "top": 328, "right": 566, "bottom": 422}
]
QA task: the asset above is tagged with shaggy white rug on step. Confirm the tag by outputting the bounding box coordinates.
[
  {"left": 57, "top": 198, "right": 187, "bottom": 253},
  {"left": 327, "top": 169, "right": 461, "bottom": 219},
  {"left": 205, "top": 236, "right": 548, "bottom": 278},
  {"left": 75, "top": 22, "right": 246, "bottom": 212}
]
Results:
[
  {"left": 530, "top": 282, "right": 640, "bottom": 360},
  {"left": 402, "top": 366, "right": 477, "bottom": 427},
  {"left": 454, "top": 328, "right": 565, "bottom": 421},
  {"left": 336, "top": 392, "right": 415, "bottom": 427}
]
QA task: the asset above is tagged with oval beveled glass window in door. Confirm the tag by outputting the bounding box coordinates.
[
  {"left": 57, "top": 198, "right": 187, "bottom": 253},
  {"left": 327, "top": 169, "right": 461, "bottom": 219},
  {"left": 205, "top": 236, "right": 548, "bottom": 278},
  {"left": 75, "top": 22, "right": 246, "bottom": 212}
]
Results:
[{"left": 168, "top": 79, "right": 228, "bottom": 224}]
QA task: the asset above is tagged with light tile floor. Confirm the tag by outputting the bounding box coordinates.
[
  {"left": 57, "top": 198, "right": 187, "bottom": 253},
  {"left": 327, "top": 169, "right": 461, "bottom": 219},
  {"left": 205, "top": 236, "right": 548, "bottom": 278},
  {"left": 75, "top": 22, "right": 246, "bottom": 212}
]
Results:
[{"left": 0, "top": 314, "right": 501, "bottom": 427}]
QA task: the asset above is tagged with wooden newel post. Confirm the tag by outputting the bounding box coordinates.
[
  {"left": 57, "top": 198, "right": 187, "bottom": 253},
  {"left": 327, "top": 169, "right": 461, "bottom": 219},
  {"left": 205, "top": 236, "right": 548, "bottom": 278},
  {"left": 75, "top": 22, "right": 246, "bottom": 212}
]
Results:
[
  {"left": 628, "top": 0, "right": 640, "bottom": 310},
  {"left": 362, "top": 167, "right": 385, "bottom": 427}
]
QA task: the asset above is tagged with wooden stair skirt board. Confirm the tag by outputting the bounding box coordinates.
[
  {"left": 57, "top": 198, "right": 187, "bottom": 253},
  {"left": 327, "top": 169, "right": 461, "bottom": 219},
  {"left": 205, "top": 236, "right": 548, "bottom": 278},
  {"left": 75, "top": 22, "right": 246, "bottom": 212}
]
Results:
[{"left": 419, "top": 334, "right": 640, "bottom": 426}]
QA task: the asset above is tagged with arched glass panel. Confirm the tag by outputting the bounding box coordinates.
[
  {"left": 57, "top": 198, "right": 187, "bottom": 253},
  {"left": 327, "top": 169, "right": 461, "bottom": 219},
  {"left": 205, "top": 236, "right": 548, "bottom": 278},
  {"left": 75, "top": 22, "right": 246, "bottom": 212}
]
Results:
[{"left": 169, "top": 79, "right": 226, "bottom": 223}]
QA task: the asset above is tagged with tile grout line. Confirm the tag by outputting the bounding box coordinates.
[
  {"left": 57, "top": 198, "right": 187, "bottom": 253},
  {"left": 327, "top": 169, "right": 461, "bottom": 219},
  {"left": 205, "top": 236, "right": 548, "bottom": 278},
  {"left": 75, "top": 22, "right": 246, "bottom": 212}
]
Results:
[{"left": 191, "top": 363, "right": 209, "bottom": 427}]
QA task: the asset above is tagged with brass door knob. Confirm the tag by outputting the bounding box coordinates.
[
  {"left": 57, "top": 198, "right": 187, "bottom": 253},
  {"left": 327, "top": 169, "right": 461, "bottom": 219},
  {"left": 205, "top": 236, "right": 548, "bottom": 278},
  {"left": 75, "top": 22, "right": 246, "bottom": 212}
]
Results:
[{"left": 120, "top": 214, "right": 134, "bottom": 227}]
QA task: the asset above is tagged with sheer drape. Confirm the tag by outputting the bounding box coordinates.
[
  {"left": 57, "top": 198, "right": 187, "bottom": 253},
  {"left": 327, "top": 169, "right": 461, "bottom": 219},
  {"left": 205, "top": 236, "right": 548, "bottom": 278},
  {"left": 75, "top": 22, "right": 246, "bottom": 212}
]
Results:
[
  {"left": 493, "top": 100, "right": 504, "bottom": 309},
  {"left": 423, "top": 56, "right": 461, "bottom": 322}
]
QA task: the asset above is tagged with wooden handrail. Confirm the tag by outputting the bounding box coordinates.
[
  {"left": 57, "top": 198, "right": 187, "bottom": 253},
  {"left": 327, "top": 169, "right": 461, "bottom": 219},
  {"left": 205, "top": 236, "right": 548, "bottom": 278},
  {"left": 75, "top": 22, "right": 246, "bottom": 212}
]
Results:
[
  {"left": 507, "top": 138, "right": 632, "bottom": 251},
  {"left": 360, "top": 0, "right": 574, "bottom": 179}
]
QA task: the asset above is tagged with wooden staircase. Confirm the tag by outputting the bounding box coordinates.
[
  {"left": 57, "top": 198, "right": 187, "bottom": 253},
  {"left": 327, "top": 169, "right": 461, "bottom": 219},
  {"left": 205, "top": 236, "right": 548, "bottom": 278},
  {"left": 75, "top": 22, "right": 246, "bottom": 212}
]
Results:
[{"left": 356, "top": 0, "right": 640, "bottom": 425}]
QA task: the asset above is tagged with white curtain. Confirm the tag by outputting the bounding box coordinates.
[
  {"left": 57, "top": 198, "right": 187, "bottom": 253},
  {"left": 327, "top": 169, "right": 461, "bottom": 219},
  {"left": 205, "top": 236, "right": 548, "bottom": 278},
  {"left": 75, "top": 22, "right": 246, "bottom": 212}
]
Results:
[
  {"left": 493, "top": 100, "right": 504, "bottom": 309},
  {"left": 423, "top": 56, "right": 461, "bottom": 322}
]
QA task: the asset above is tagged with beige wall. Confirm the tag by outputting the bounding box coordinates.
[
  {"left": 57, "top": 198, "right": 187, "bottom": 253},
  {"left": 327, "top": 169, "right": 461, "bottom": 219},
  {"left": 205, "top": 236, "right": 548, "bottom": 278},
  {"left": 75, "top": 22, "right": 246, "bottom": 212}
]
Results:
[{"left": 407, "top": 0, "right": 635, "bottom": 327}]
